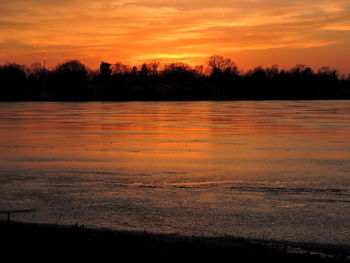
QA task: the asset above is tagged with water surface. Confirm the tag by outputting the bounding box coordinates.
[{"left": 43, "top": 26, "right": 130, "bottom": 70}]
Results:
[{"left": 0, "top": 101, "right": 350, "bottom": 244}]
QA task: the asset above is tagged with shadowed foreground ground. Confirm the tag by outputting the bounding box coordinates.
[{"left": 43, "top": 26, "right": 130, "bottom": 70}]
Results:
[{"left": 1, "top": 221, "right": 349, "bottom": 262}]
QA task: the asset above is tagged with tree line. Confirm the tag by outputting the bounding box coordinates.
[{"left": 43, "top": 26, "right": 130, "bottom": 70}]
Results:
[{"left": 1, "top": 55, "right": 349, "bottom": 101}]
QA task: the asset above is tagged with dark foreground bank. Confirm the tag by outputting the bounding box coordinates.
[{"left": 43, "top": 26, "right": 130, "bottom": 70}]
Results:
[{"left": 1, "top": 221, "right": 349, "bottom": 262}]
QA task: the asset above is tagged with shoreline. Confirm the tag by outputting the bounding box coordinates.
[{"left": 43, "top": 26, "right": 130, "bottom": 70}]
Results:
[
  {"left": 2, "top": 220, "right": 349, "bottom": 262},
  {"left": 1, "top": 98, "right": 350, "bottom": 102}
]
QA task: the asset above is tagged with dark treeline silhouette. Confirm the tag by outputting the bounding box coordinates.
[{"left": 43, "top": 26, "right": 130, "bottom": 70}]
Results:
[{"left": 1, "top": 55, "right": 350, "bottom": 101}]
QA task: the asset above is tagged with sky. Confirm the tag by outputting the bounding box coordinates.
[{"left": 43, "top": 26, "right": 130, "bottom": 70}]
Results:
[{"left": 0, "top": 0, "right": 350, "bottom": 73}]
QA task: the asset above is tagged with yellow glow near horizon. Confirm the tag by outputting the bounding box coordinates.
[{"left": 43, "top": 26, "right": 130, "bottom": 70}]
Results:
[{"left": 0, "top": 0, "right": 350, "bottom": 73}]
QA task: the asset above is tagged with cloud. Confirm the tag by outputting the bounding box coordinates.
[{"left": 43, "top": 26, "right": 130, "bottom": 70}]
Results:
[{"left": 0, "top": 0, "right": 349, "bottom": 72}]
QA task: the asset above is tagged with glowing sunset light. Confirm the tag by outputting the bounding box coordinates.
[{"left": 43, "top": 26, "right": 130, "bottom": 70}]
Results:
[{"left": 0, "top": 0, "right": 350, "bottom": 73}]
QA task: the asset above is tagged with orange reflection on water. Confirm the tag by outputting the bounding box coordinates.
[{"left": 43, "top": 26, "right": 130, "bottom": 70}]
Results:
[{"left": 1, "top": 101, "right": 350, "bottom": 180}]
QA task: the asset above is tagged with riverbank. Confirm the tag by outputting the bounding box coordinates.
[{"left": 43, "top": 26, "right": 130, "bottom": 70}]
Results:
[{"left": 1, "top": 221, "right": 349, "bottom": 262}]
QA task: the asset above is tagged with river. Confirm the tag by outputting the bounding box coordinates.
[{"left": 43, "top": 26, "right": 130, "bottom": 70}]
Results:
[{"left": 0, "top": 101, "right": 349, "bottom": 244}]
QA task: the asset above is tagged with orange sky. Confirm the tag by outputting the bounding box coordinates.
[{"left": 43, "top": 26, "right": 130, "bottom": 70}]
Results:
[{"left": 1, "top": 0, "right": 350, "bottom": 73}]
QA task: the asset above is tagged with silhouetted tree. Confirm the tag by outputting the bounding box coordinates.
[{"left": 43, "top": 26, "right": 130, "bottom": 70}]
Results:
[
  {"left": 0, "top": 63, "right": 27, "bottom": 100},
  {"left": 148, "top": 61, "right": 161, "bottom": 76},
  {"left": 208, "top": 55, "right": 236, "bottom": 74},
  {"left": 100, "top": 62, "right": 111, "bottom": 76},
  {"left": 51, "top": 60, "right": 89, "bottom": 100},
  {"left": 112, "top": 62, "right": 130, "bottom": 75},
  {"left": 131, "top": 66, "right": 138, "bottom": 76},
  {"left": 139, "top": 63, "right": 150, "bottom": 78}
]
